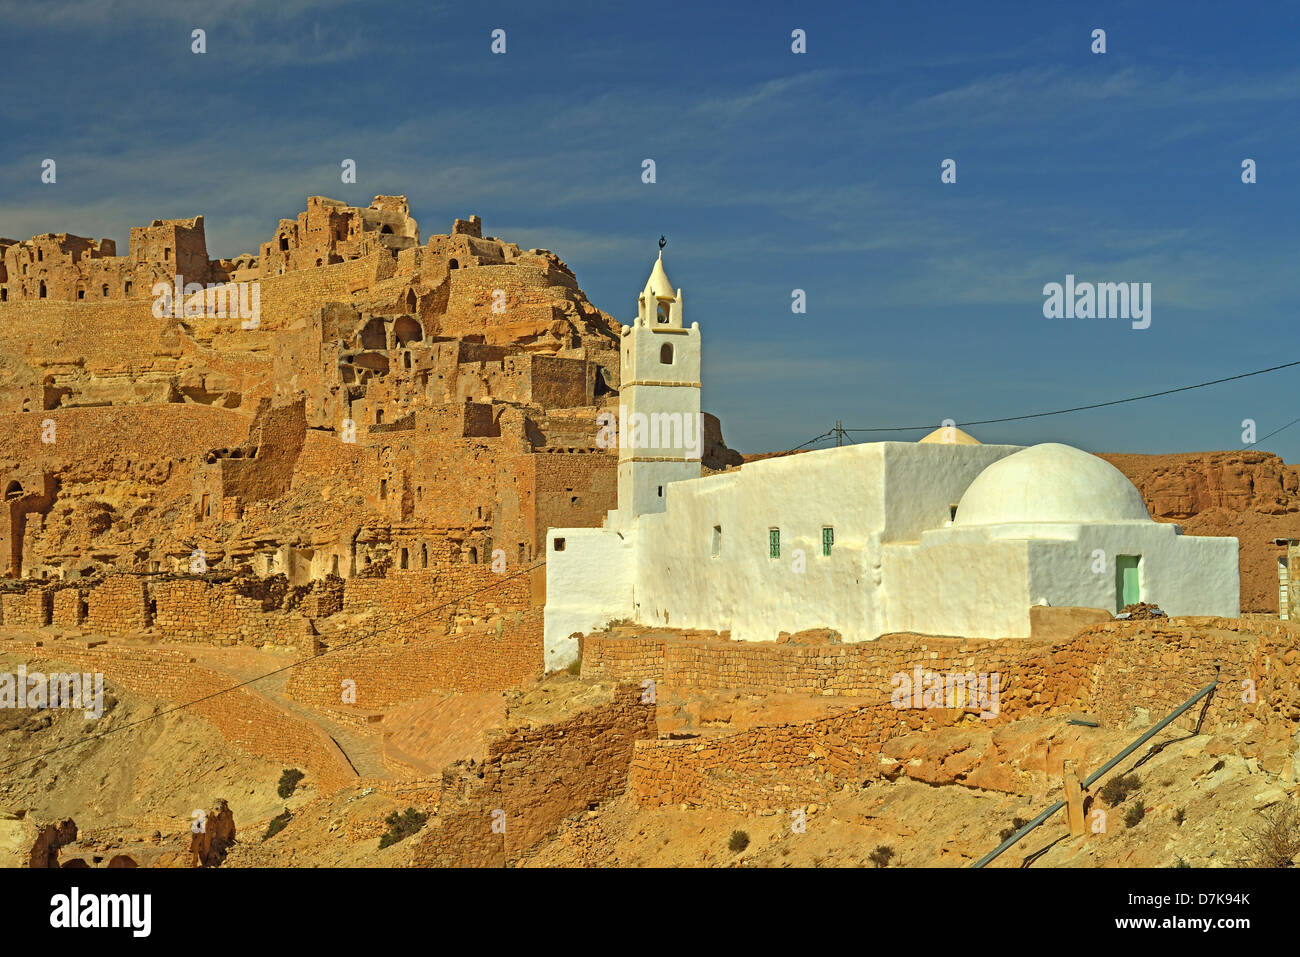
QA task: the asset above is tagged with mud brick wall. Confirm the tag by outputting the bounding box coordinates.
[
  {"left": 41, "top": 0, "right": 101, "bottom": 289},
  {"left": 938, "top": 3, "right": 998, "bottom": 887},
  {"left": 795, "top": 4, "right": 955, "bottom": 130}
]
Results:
[
  {"left": 412, "top": 682, "right": 655, "bottom": 867},
  {"left": 0, "top": 638, "right": 357, "bottom": 794},
  {"left": 84, "top": 575, "right": 150, "bottom": 636},
  {"left": 1, "top": 587, "right": 53, "bottom": 628},
  {"left": 51, "top": 588, "right": 86, "bottom": 626},
  {"left": 285, "top": 609, "right": 543, "bottom": 709}
]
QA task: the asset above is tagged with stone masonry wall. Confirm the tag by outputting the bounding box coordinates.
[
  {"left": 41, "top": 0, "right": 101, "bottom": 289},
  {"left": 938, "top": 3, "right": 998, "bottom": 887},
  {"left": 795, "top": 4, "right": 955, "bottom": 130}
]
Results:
[
  {"left": 84, "top": 575, "right": 150, "bottom": 636},
  {"left": 285, "top": 608, "right": 543, "bottom": 709},
  {"left": 0, "top": 638, "right": 357, "bottom": 794},
  {"left": 411, "top": 682, "right": 655, "bottom": 867}
]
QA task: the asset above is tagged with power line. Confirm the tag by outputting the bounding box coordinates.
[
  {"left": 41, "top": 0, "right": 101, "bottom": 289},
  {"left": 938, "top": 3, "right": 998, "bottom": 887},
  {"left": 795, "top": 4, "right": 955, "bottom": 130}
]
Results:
[
  {"left": 0, "top": 560, "right": 546, "bottom": 776},
  {"left": 837, "top": 359, "right": 1300, "bottom": 434}
]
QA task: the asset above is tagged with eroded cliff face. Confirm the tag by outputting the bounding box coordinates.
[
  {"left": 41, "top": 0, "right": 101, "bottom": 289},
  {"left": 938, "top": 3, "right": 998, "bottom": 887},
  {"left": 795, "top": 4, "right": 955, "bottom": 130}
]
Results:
[{"left": 1100, "top": 450, "right": 1300, "bottom": 612}]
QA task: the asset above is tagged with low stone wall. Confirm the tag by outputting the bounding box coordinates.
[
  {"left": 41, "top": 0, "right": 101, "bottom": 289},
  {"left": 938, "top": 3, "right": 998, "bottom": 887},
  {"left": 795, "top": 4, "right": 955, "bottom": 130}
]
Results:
[
  {"left": 0, "top": 637, "right": 357, "bottom": 795},
  {"left": 411, "top": 682, "right": 655, "bottom": 866},
  {"left": 341, "top": 565, "right": 533, "bottom": 641},
  {"left": 84, "top": 575, "right": 150, "bottom": 636},
  {"left": 150, "top": 578, "right": 314, "bottom": 646},
  {"left": 51, "top": 588, "right": 86, "bottom": 626},
  {"left": 615, "top": 618, "right": 1300, "bottom": 812},
  {"left": 285, "top": 609, "right": 543, "bottom": 709},
  {"left": 1, "top": 588, "right": 53, "bottom": 628}
]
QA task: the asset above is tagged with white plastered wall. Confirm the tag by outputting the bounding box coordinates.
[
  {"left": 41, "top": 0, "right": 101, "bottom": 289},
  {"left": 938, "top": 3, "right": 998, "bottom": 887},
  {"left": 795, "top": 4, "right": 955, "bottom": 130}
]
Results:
[{"left": 542, "top": 527, "right": 635, "bottom": 670}]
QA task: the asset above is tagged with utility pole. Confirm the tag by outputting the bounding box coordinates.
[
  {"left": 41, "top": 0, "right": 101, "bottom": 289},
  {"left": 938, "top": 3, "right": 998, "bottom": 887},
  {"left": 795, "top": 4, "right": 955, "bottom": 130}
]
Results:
[{"left": 833, "top": 420, "right": 847, "bottom": 447}]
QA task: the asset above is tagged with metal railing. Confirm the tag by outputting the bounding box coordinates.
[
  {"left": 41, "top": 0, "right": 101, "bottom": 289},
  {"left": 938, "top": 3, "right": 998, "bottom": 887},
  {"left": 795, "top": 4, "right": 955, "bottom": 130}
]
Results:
[{"left": 971, "top": 664, "right": 1220, "bottom": 868}]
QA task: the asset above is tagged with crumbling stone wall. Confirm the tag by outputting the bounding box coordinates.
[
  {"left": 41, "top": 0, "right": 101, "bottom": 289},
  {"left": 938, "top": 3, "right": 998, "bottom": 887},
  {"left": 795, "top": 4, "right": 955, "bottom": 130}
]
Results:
[
  {"left": 0, "top": 586, "right": 53, "bottom": 627},
  {"left": 0, "top": 637, "right": 357, "bottom": 794},
  {"left": 411, "top": 682, "right": 655, "bottom": 866},
  {"left": 285, "top": 609, "right": 543, "bottom": 709}
]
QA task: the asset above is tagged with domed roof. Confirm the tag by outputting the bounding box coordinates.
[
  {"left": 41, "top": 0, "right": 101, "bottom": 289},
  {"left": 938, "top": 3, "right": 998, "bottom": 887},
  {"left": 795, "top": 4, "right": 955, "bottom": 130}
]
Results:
[
  {"left": 954, "top": 443, "right": 1152, "bottom": 526},
  {"left": 919, "top": 425, "right": 980, "bottom": 445}
]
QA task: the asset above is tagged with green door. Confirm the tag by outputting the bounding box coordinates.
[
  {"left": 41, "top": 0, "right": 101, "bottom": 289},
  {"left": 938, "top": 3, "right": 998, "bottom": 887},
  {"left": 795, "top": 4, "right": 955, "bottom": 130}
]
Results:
[{"left": 1116, "top": 555, "right": 1140, "bottom": 610}]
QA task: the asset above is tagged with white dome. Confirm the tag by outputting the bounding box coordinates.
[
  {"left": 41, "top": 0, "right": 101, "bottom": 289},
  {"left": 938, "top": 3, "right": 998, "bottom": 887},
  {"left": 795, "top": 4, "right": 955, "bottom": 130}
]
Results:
[{"left": 954, "top": 443, "right": 1152, "bottom": 526}]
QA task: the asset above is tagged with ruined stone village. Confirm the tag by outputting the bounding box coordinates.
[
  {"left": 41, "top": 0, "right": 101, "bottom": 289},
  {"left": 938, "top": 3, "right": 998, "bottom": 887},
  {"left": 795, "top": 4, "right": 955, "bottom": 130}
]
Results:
[{"left": 1, "top": 196, "right": 1298, "bottom": 869}]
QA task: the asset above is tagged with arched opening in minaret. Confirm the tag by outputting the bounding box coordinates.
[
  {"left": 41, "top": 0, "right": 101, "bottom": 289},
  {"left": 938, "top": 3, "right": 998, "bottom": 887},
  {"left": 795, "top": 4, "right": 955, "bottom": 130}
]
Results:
[
  {"left": 656, "top": 302, "right": 669, "bottom": 323},
  {"left": 659, "top": 343, "right": 673, "bottom": 364}
]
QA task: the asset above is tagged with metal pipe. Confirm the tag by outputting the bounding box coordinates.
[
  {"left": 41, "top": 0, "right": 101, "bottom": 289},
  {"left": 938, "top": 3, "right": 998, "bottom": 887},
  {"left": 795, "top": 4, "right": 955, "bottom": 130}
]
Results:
[{"left": 971, "top": 665, "right": 1219, "bottom": 868}]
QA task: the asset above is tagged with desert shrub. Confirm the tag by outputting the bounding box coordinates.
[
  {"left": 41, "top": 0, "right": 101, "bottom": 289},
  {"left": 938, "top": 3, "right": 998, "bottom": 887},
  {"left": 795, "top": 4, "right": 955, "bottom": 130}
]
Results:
[
  {"left": 1173, "top": 807, "right": 1186, "bottom": 826},
  {"left": 1244, "top": 802, "right": 1300, "bottom": 868},
  {"left": 1099, "top": 773, "right": 1141, "bottom": 806},
  {"left": 999, "top": 816, "right": 1030, "bottom": 843},
  {"left": 277, "top": 768, "right": 305, "bottom": 799},
  {"left": 567, "top": 658, "right": 582, "bottom": 676},
  {"left": 869, "top": 844, "right": 895, "bottom": 868},
  {"left": 378, "top": 808, "right": 429, "bottom": 849},
  {"left": 1174, "top": 856, "right": 1190, "bottom": 868},
  {"left": 263, "top": 809, "right": 292, "bottom": 841},
  {"left": 1124, "top": 805, "right": 1146, "bottom": 828},
  {"left": 728, "top": 830, "right": 750, "bottom": 853}
]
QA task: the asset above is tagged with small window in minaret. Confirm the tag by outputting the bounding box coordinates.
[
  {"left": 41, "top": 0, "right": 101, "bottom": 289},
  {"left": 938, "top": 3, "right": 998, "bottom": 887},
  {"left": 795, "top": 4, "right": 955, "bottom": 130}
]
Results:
[
  {"left": 660, "top": 343, "right": 673, "bottom": 364},
  {"left": 657, "top": 302, "right": 669, "bottom": 324},
  {"left": 657, "top": 486, "right": 663, "bottom": 497}
]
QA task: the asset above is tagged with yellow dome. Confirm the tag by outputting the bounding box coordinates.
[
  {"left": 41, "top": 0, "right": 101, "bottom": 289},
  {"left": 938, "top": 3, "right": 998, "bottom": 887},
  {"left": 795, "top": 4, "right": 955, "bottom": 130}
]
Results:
[{"left": 920, "top": 426, "right": 980, "bottom": 445}]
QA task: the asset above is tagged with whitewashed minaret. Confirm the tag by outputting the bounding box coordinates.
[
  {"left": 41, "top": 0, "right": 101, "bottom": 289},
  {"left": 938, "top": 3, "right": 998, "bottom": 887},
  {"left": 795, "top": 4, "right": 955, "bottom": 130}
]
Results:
[{"left": 607, "top": 249, "right": 702, "bottom": 528}]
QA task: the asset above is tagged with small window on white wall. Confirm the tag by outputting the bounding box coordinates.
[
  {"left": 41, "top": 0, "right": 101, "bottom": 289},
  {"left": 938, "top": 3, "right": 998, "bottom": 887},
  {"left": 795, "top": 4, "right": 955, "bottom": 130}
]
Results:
[
  {"left": 554, "top": 537, "right": 566, "bottom": 552},
  {"left": 711, "top": 525, "right": 721, "bottom": 557},
  {"left": 660, "top": 343, "right": 673, "bottom": 364}
]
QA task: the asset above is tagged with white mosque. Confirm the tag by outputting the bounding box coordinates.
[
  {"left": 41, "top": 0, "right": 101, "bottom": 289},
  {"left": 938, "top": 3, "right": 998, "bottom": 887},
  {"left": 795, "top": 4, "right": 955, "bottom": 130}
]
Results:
[{"left": 541, "top": 254, "right": 1240, "bottom": 669}]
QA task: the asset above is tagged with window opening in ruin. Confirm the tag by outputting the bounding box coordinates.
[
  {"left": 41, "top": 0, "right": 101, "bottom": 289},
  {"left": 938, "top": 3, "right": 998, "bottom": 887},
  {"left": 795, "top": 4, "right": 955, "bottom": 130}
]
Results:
[
  {"left": 77, "top": 288, "right": 85, "bottom": 300},
  {"left": 660, "top": 343, "right": 673, "bottom": 364},
  {"left": 37, "top": 248, "right": 42, "bottom": 262},
  {"left": 570, "top": 495, "right": 581, "bottom": 506},
  {"left": 468, "top": 546, "right": 478, "bottom": 563},
  {"left": 400, "top": 548, "right": 409, "bottom": 569},
  {"left": 822, "top": 526, "right": 834, "bottom": 557},
  {"left": 711, "top": 525, "right": 722, "bottom": 557},
  {"left": 124, "top": 281, "right": 132, "bottom": 295},
  {"left": 4, "top": 481, "right": 23, "bottom": 501},
  {"left": 420, "top": 544, "right": 428, "bottom": 568},
  {"left": 769, "top": 528, "right": 781, "bottom": 559},
  {"left": 554, "top": 537, "right": 566, "bottom": 552},
  {"left": 1, "top": 289, "right": 6, "bottom": 302},
  {"left": 39, "top": 281, "right": 47, "bottom": 298},
  {"left": 376, "top": 408, "right": 384, "bottom": 424},
  {"left": 380, "top": 479, "right": 388, "bottom": 499},
  {"left": 164, "top": 248, "right": 170, "bottom": 259},
  {"left": 280, "top": 237, "right": 289, "bottom": 251},
  {"left": 381, "top": 225, "right": 393, "bottom": 234},
  {"left": 316, "top": 259, "right": 322, "bottom": 267},
  {"left": 449, "top": 258, "right": 459, "bottom": 269},
  {"left": 200, "top": 493, "right": 210, "bottom": 518},
  {"left": 331, "top": 555, "right": 340, "bottom": 576},
  {"left": 101, "top": 284, "right": 108, "bottom": 297},
  {"left": 404, "top": 352, "right": 412, "bottom": 369}
]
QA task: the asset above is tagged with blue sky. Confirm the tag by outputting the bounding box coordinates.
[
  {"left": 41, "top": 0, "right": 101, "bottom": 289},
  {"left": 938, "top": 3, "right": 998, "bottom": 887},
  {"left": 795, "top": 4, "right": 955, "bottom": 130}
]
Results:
[{"left": 2, "top": 0, "right": 1298, "bottom": 457}]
